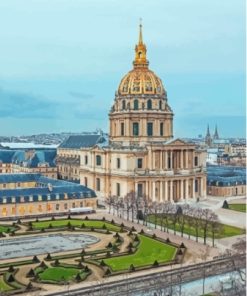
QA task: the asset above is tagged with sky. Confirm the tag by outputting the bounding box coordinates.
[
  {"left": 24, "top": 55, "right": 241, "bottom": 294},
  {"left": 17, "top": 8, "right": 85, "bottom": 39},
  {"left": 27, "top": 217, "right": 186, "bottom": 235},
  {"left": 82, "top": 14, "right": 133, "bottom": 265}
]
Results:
[{"left": 0, "top": 0, "right": 245, "bottom": 138}]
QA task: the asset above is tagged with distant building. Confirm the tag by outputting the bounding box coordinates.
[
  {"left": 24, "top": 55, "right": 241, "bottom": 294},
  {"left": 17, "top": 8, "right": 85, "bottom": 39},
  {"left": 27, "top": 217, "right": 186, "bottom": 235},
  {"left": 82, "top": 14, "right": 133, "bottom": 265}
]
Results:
[
  {"left": 205, "top": 125, "right": 212, "bottom": 147},
  {"left": 213, "top": 125, "right": 219, "bottom": 140},
  {"left": 0, "top": 149, "right": 57, "bottom": 178},
  {"left": 0, "top": 173, "right": 96, "bottom": 218},
  {"left": 207, "top": 166, "right": 246, "bottom": 197}
]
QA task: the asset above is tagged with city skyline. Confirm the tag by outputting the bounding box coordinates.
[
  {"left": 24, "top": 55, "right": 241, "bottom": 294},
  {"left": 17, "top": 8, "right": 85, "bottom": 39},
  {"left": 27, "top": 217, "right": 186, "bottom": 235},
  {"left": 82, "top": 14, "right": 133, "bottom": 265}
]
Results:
[{"left": 0, "top": 0, "right": 245, "bottom": 137}]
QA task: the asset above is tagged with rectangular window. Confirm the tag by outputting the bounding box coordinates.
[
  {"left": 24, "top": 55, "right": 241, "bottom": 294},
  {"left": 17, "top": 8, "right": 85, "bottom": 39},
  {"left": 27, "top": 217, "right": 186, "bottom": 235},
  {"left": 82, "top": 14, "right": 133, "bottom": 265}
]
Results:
[
  {"left": 85, "top": 155, "right": 88, "bottom": 165},
  {"left": 117, "top": 158, "right": 121, "bottom": 169},
  {"left": 64, "top": 203, "right": 68, "bottom": 210},
  {"left": 121, "top": 122, "right": 124, "bottom": 136},
  {"left": 194, "top": 156, "right": 198, "bottom": 166},
  {"left": 72, "top": 202, "right": 76, "bottom": 208},
  {"left": 116, "top": 183, "right": 121, "bottom": 197},
  {"left": 147, "top": 122, "right": 153, "bottom": 136},
  {"left": 195, "top": 179, "right": 198, "bottom": 192},
  {"left": 160, "top": 122, "right": 164, "bottom": 136},
  {"left": 96, "top": 155, "right": 101, "bottom": 166},
  {"left": 133, "top": 122, "right": 139, "bottom": 136},
  {"left": 96, "top": 178, "right": 100, "bottom": 191},
  {"left": 56, "top": 204, "right": 60, "bottom": 211},
  {"left": 137, "top": 158, "right": 143, "bottom": 169},
  {"left": 137, "top": 184, "right": 143, "bottom": 197}
]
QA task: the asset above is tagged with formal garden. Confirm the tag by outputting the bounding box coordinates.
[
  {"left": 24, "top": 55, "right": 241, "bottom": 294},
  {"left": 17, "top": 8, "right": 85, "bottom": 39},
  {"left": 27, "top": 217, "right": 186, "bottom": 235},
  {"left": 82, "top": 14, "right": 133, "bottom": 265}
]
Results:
[{"left": 0, "top": 216, "right": 182, "bottom": 294}]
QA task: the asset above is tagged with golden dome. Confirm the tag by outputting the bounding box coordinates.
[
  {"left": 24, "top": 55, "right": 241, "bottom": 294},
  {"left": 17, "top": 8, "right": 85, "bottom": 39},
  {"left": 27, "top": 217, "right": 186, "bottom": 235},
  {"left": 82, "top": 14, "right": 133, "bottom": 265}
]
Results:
[{"left": 118, "top": 22, "right": 165, "bottom": 96}]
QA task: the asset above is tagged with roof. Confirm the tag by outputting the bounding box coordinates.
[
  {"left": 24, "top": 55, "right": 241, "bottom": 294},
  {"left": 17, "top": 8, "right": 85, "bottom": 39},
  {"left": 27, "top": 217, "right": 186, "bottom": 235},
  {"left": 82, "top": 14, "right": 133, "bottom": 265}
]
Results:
[
  {"left": 0, "top": 173, "right": 96, "bottom": 204},
  {"left": 207, "top": 165, "right": 246, "bottom": 186},
  {"left": 59, "top": 135, "right": 107, "bottom": 149},
  {"left": 0, "top": 149, "right": 56, "bottom": 167}
]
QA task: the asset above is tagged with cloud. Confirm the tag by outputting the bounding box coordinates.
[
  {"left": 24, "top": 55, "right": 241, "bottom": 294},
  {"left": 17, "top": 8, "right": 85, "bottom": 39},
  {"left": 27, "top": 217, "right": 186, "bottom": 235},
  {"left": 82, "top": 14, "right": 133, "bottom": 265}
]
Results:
[
  {"left": 0, "top": 88, "right": 55, "bottom": 119},
  {"left": 69, "top": 91, "right": 94, "bottom": 100}
]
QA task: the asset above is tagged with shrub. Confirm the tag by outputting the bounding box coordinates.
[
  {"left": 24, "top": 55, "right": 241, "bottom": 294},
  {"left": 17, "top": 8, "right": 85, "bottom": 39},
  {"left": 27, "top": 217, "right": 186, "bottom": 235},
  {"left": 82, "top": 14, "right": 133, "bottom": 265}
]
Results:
[
  {"left": 10, "top": 230, "right": 15, "bottom": 236},
  {"left": 139, "top": 229, "right": 144, "bottom": 234},
  {"left": 6, "top": 228, "right": 10, "bottom": 233},
  {"left": 153, "top": 260, "right": 159, "bottom": 267},
  {"left": 39, "top": 261, "right": 47, "bottom": 269},
  {"left": 166, "top": 238, "right": 170, "bottom": 243},
  {"left": 48, "top": 223, "right": 53, "bottom": 229},
  {"left": 54, "top": 259, "right": 59, "bottom": 266},
  {"left": 27, "top": 225, "right": 33, "bottom": 231},
  {"left": 81, "top": 249, "right": 85, "bottom": 255},
  {"left": 180, "top": 242, "right": 185, "bottom": 248},
  {"left": 106, "top": 251, "right": 111, "bottom": 258},
  {"left": 222, "top": 200, "right": 229, "bottom": 209},
  {"left": 116, "top": 237, "right": 122, "bottom": 243},
  {"left": 102, "top": 224, "right": 107, "bottom": 229},
  {"left": 105, "top": 268, "right": 111, "bottom": 276},
  {"left": 32, "top": 255, "right": 40, "bottom": 263},
  {"left": 67, "top": 214, "right": 71, "bottom": 220},
  {"left": 134, "top": 235, "right": 139, "bottom": 242},
  {"left": 84, "top": 265, "right": 89, "bottom": 272},
  {"left": 67, "top": 221, "right": 71, "bottom": 228},
  {"left": 81, "top": 223, "right": 85, "bottom": 228},
  {"left": 120, "top": 226, "right": 124, "bottom": 233},
  {"left": 51, "top": 216, "right": 55, "bottom": 221},
  {"left": 28, "top": 221, "right": 32, "bottom": 227},
  {"left": 106, "top": 229, "right": 111, "bottom": 234},
  {"left": 120, "top": 222, "right": 125, "bottom": 227},
  {"left": 107, "top": 242, "right": 113, "bottom": 248},
  {"left": 111, "top": 219, "right": 115, "bottom": 224},
  {"left": 17, "top": 218, "right": 21, "bottom": 224},
  {"left": 46, "top": 253, "right": 52, "bottom": 260},
  {"left": 127, "top": 242, "right": 133, "bottom": 249},
  {"left": 8, "top": 265, "right": 14, "bottom": 272},
  {"left": 26, "top": 281, "right": 33, "bottom": 290},
  {"left": 41, "top": 228, "right": 45, "bottom": 232},
  {"left": 26, "top": 268, "right": 35, "bottom": 278},
  {"left": 80, "top": 256, "right": 84, "bottom": 262},
  {"left": 152, "top": 233, "right": 156, "bottom": 239},
  {"left": 129, "top": 264, "right": 135, "bottom": 272},
  {"left": 102, "top": 217, "right": 106, "bottom": 221},
  {"left": 131, "top": 226, "right": 136, "bottom": 231},
  {"left": 6, "top": 274, "right": 15, "bottom": 282},
  {"left": 112, "top": 244, "right": 119, "bottom": 252},
  {"left": 114, "top": 232, "right": 120, "bottom": 238},
  {"left": 85, "top": 216, "right": 89, "bottom": 220},
  {"left": 36, "top": 217, "right": 39, "bottom": 222},
  {"left": 177, "top": 249, "right": 183, "bottom": 255},
  {"left": 75, "top": 273, "right": 81, "bottom": 282},
  {"left": 12, "top": 222, "right": 16, "bottom": 226},
  {"left": 128, "top": 248, "right": 133, "bottom": 254},
  {"left": 78, "top": 261, "right": 84, "bottom": 268},
  {"left": 100, "top": 260, "right": 106, "bottom": 266},
  {"left": 128, "top": 230, "right": 133, "bottom": 236}
]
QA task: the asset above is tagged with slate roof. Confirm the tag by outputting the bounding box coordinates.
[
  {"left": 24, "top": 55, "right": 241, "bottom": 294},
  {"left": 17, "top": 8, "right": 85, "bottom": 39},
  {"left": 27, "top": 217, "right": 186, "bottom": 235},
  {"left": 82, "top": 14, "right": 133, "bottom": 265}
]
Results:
[
  {"left": 0, "top": 149, "right": 56, "bottom": 167},
  {"left": 59, "top": 135, "right": 107, "bottom": 149},
  {"left": 207, "top": 165, "right": 246, "bottom": 186},
  {"left": 0, "top": 173, "right": 96, "bottom": 204}
]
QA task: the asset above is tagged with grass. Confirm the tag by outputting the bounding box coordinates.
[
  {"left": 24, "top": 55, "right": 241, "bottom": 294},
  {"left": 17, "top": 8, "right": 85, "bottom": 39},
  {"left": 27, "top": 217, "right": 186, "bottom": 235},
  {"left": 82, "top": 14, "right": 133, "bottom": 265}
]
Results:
[
  {"left": 38, "top": 267, "right": 87, "bottom": 283},
  {"left": 32, "top": 219, "right": 121, "bottom": 232},
  {"left": 103, "top": 235, "right": 177, "bottom": 271},
  {"left": 0, "top": 275, "right": 13, "bottom": 292},
  {"left": 148, "top": 215, "right": 245, "bottom": 239},
  {"left": 228, "top": 203, "right": 246, "bottom": 213},
  {"left": 0, "top": 225, "right": 15, "bottom": 233}
]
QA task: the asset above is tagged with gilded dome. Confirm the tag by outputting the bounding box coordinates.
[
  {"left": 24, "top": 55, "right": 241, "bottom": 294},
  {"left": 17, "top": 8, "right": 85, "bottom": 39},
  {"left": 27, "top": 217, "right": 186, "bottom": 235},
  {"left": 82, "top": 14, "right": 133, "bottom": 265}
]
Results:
[{"left": 118, "top": 22, "right": 165, "bottom": 96}]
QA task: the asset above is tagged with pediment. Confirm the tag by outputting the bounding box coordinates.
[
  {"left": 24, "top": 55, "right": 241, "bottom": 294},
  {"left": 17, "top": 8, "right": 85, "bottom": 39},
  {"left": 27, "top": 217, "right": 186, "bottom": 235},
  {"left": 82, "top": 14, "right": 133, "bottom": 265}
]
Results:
[{"left": 165, "top": 138, "right": 189, "bottom": 146}]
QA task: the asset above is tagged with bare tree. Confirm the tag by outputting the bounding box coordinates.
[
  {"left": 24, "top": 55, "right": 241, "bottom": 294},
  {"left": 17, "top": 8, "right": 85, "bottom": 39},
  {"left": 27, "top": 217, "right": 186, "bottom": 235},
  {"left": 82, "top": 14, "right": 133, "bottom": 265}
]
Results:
[{"left": 123, "top": 193, "right": 132, "bottom": 221}]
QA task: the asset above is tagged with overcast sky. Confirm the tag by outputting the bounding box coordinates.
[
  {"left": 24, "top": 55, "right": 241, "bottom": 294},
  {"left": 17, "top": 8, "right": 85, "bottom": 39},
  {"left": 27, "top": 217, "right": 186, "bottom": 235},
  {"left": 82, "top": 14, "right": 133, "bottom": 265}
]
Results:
[{"left": 0, "top": 0, "right": 245, "bottom": 137}]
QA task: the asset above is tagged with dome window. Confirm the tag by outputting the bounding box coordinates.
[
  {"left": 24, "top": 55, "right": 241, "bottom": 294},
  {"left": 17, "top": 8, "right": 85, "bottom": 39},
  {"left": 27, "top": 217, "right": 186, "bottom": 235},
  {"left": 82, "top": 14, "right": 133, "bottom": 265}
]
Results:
[
  {"left": 159, "top": 100, "right": 162, "bottom": 110},
  {"left": 122, "top": 100, "right": 126, "bottom": 110},
  {"left": 147, "top": 99, "right": 152, "bottom": 110},
  {"left": 134, "top": 99, "right": 139, "bottom": 110}
]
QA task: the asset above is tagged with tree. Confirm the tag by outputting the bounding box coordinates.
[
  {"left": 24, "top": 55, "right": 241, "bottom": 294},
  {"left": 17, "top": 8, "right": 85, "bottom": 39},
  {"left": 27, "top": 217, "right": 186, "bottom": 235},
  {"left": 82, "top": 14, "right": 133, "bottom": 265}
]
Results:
[{"left": 123, "top": 193, "right": 132, "bottom": 221}]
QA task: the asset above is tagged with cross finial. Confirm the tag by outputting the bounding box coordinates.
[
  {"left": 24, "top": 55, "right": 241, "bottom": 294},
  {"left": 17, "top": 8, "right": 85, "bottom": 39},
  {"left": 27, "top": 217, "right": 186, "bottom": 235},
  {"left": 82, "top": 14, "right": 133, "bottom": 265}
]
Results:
[{"left": 139, "top": 18, "right": 143, "bottom": 44}]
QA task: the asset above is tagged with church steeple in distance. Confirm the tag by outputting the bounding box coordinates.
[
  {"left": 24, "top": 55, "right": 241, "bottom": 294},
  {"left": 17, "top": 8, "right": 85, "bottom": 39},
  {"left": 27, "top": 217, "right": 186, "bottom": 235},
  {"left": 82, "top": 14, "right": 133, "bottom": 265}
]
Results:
[
  {"left": 213, "top": 125, "right": 219, "bottom": 140},
  {"left": 205, "top": 124, "right": 212, "bottom": 146}
]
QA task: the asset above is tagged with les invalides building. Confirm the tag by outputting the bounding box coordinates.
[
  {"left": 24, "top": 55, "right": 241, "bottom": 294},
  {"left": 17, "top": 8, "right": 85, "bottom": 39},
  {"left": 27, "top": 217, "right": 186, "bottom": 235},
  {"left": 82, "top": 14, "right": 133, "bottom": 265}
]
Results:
[{"left": 57, "top": 24, "right": 207, "bottom": 202}]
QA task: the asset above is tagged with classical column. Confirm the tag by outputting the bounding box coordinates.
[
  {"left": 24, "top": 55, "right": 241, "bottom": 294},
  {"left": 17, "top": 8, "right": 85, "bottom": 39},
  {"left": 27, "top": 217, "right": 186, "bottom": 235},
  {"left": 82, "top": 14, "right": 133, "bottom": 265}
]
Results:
[
  {"left": 165, "top": 151, "right": 168, "bottom": 169},
  {"left": 192, "top": 179, "right": 195, "bottom": 199},
  {"left": 170, "top": 180, "right": 173, "bottom": 202},
  {"left": 180, "top": 150, "right": 184, "bottom": 169},
  {"left": 185, "top": 179, "right": 188, "bottom": 199},
  {"left": 160, "top": 181, "right": 163, "bottom": 202},
  {"left": 145, "top": 181, "right": 149, "bottom": 198},
  {"left": 164, "top": 181, "right": 168, "bottom": 201},
  {"left": 185, "top": 150, "right": 188, "bottom": 169},
  {"left": 180, "top": 180, "right": 184, "bottom": 200},
  {"left": 170, "top": 150, "right": 173, "bottom": 169},
  {"left": 152, "top": 181, "right": 156, "bottom": 201},
  {"left": 160, "top": 151, "right": 163, "bottom": 170}
]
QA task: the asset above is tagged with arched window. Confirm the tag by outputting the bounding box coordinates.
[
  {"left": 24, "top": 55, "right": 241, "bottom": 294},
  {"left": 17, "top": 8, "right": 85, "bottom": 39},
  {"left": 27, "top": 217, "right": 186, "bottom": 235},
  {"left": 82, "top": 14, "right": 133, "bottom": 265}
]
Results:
[
  {"left": 133, "top": 122, "right": 139, "bottom": 136},
  {"left": 122, "top": 100, "right": 126, "bottom": 110},
  {"left": 159, "top": 100, "right": 162, "bottom": 110},
  {"left": 194, "top": 156, "right": 198, "bottom": 166},
  {"left": 147, "top": 99, "right": 152, "bottom": 110},
  {"left": 134, "top": 99, "right": 139, "bottom": 110}
]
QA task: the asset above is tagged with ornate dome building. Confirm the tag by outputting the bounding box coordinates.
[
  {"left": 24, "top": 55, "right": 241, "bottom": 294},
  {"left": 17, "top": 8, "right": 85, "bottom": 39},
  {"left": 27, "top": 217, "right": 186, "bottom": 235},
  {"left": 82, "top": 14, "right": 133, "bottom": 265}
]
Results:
[
  {"left": 109, "top": 24, "right": 173, "bottom": 145},
  {"left": 57, "top": 24, "right": 207, "bottom": 203}
]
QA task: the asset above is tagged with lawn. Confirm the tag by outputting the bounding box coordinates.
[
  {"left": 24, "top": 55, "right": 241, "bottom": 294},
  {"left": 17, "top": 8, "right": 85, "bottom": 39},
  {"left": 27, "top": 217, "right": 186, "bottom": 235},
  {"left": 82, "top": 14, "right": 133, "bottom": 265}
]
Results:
[
  {"left": 0, "top": 225, "right": 15, "bottom": 233},
  {"left": 148, "top": 215, "right": 244, "bottom": 239},
  {"left": 104, "top": 235, "right": 177, "bottom": 271},
  {"left": 32, "top": 219, "right": 121, "bottom": 232},
  {"left": 228, "top": 204, "right": 246, "bottom": 213},
  {"left": 38, "top": 267, "right": 86, "bottom": 283},
  {"left": 0, "top": 275, "right": 13, "bottom": 292}
]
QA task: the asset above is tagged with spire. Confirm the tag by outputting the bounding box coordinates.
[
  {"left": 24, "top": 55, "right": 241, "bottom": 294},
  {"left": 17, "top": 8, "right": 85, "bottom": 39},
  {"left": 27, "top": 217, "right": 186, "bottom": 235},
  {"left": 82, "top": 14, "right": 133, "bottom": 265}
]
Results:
[
  {"left": 205, "top": 124, "right": 212, "bottom": 146},
  {"left": 206, "top": 124, "right": 210, "bottom": 137},
  {"left": 139, "top": 18, "right": 143, "bottom": 44},
  {"left": 214, "top": 125, "right": 219, "bottom": 140},
  {"left": 133, "top": 19, "right": 149, "bottom": 68}
]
